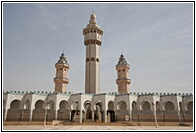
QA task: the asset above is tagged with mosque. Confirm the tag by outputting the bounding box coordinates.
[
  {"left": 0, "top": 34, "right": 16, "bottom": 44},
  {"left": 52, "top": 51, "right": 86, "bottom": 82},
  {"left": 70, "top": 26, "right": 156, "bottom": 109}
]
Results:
[{"left": 3, "top": 13, "right": 193, "bottom": 124}]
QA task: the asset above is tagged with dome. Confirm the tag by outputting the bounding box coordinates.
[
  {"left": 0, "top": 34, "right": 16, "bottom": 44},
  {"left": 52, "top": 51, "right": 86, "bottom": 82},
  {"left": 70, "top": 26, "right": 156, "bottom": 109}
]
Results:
[
  {"left": 116, "top": 54, "right": 130, "bottom": 66},
  {"left": 91, "top": 12, "right": 96, "bottom": 18},
  {"left": 57, "top": 52, "right": 69, "bottom": 65}
]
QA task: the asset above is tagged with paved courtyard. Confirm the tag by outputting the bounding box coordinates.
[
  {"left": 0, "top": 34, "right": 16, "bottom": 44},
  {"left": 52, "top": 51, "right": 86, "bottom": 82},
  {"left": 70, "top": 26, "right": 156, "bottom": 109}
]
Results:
[{"left": 3, "top": 125, "right": 193, "bottom": 131}]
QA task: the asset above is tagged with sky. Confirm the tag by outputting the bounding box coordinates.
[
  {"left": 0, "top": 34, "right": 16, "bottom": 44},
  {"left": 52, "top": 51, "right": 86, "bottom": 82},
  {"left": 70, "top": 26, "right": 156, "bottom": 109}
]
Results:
[{"left": 3, "top": 2, "right": 193, "bottom": 94}]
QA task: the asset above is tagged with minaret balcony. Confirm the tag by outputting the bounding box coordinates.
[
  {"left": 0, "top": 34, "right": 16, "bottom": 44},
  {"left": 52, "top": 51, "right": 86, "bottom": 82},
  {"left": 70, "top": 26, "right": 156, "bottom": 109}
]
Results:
[
  {"left": 54, "top": 78, "right": 69, "bottom": 83},
  {"left": 116, "top": 78, "right": 131, "bottom": 83}
]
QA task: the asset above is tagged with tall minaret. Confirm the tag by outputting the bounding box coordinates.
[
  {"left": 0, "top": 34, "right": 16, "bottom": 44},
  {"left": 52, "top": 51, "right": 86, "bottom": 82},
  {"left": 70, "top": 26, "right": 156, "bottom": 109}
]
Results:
[
  {"left": 54, "top": 53, "right": 69, "bottom": 93},
  {"left": 116, "top": 54, "right": 131, "bottom": 94},
  {"left": 83, "top": 12, "right": 103, "bottom": 94}
]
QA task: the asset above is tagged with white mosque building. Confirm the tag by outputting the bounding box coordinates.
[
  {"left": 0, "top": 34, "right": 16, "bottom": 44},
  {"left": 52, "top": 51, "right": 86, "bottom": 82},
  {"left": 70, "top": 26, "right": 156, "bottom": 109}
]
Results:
[{"left": 3, "top": 13, "right": 193, "bottom": 124}]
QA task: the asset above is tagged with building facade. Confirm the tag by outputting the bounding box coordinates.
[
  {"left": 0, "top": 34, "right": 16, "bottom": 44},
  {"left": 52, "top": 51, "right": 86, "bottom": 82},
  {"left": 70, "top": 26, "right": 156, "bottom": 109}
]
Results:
[{"left": 3, "top": 13, "right": 193, "bottom": 124}]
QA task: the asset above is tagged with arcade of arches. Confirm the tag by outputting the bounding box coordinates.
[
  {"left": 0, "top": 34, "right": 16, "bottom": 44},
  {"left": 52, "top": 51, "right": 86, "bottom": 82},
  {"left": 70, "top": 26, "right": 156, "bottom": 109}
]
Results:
[{"left": 3, "top": 96, "right": 193, "bottom": 123}]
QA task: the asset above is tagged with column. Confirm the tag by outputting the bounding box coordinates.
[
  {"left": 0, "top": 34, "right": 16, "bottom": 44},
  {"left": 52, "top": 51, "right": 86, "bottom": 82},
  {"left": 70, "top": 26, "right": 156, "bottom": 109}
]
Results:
[
  {"left": 79, "top": 109, "right": 82, "bottom": 123},
  {"left": 104, "top": 111, "right": 107, "bottom": 123},
  {"left": 20, "top": 109, "right": 24, "bottom": 121},
  {"left": 4, "top": 109, "right": 8, "bottom": 121},
  {"left": 115, "top": 111, "right": 117, "bottom": 122},
  {"left": 178, "top": 110, "right": 181, "bottom": 123},
  {"left": 92, "top": 111, "right": 94, "bottom": 122},
  {"left": 55, "top": 110, "right": 58, "bottom": 120},
  {"left": 29, "top": 110, "right": 33, "bottom": 121},
  {"left": 129, "top": 110, "right": 132, "bottom": 121},
  {"left": 69, "top": 110, "right": 71, "bottom": 121}
]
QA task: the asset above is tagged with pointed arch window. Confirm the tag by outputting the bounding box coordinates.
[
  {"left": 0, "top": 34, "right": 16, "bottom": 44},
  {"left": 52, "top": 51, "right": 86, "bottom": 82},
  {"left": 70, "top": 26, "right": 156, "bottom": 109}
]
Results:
[
  {"left": 96, "top": 58, "right": 99, "bottom": 62},
  {"left": 91, "top": 57, "right": 95, "bottom": 61},
  {"left": 86, "top": 58, "right": 89, "bottom": 62}
]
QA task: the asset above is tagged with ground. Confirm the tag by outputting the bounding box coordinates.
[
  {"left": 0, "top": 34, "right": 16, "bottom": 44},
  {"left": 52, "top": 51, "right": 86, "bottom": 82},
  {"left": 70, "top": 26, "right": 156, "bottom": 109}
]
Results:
[{"left": 3, "top": 125, "right": 193, "bottom": 131}]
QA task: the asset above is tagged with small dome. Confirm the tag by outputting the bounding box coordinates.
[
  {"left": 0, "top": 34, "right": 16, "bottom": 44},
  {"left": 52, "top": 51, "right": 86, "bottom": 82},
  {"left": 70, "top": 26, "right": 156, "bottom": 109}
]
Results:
[
  {"left": 117, "top": 54, "right": 130, "bottom": 66},
  {"left": 91, "top": 12, "right": 96, "bottom": 18},
  {"left": 57, "top": 52, "right": 69, "bottom": 65}
]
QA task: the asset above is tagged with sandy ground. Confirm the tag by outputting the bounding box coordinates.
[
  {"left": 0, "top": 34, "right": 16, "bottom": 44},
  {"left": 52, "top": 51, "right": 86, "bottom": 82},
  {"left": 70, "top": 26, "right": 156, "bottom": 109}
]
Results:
[{"left": 3, "top": 125, "right": 193, "bottom": 131}]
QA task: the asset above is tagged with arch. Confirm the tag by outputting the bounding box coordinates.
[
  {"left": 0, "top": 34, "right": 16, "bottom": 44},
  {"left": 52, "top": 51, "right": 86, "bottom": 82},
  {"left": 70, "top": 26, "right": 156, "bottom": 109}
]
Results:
[
  {"left": 10, "top": 100, "right": 22, "bottom": 109},
  {"left": 141, "top": 101, "right": 151, "bottom": 110},
  {"left": 91, "top": 57, "right": 95, "bottom": 61},
  {"left": 107, "top": 101, "right": 115, "bottom": 122},
  {"left": 132, "top": 101, "right": 137, "bottom": 110},
  {"left": 84, "top": 100, "right": 91, "bottom": 110},
  {"left": 117, "top": 101, "right": 127, "bottom": 110},
  {"left": 108, "top": 101, "right": 114, "bottom": 110},
  {"left": 71, "top": 100, "right": 79, "bottom": 110},
  {"left": 24, "top": 99, "right": 30, "bottom": 109},
  {"left": 84, "top": 100, "right": 91, "bottom": 119},
  {"left": 35, "top": 100, "right": 44, "bottom": 109},
  {"left": 86, "top": 58, "right": 89, "bottom": 62},
  {"left": 187, "top": 102, "right": 193, "bottom": 111},
  {"left": 164, "top": 101, "right": 175, "bottom": 110},
  {"left": 59, "top": 100, "right": 68, "bottom": 110},
  {"left": 95, "top": 102, "right": 103, "bottom": 111},
  {"left": 47, "top": 100, "right": 54, "bottom": 110},
  {"left": 156, "top": 101, "right": 161, "bottom": 111},
  {"left": 95, "top": 101, "right": 104, "bottom": 122}
]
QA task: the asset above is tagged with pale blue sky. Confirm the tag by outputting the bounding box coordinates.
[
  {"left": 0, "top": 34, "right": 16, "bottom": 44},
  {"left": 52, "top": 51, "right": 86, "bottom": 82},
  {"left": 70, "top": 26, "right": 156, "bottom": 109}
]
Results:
[{"left": 3, "top": 2, "right": 193, "bottom": 94}]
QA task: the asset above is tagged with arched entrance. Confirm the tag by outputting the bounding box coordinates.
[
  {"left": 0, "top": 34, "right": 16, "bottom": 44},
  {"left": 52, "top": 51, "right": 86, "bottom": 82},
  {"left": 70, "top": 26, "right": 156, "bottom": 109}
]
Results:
[
  {"left": 117, "top": 101, "right": 129, "bottom": 121},
  {"left": 163, "top": 101, "right": 178, "bottom": 122},
  {"left": 7, "top": 100, "right": 22, "bottom": 121},
  {"left": 71, "top": 101, "right": 79, "bottom": 122},
  {"left": 32, "top": 100, "right": 45, "bottom": 121},
  {"left": 139, "top": 101, "right": 153, "bottom": 122},
  {"left": 58, "top": 100, "right": 69, "bottom": 121},
  {"left": 131, "top": 101, "right": 139, "bottom": 122},
  {"left": 107, "top": 101, "right": 115, "bottom": 122},
  {"left": 23, "top": 99, "right": 31, "bottom": 121},
  {"left": 95, "top": 102, "right": 103, "bottom": 122},
  {"left": 84, "top": 101, "right": 92, "bottom": 121}
]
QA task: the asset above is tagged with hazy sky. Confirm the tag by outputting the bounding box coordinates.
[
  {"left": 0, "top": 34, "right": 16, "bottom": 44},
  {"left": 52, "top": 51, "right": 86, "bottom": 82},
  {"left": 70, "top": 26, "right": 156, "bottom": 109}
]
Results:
[{"left": 3, "top": 2, "right": 193, "bottom": 94}]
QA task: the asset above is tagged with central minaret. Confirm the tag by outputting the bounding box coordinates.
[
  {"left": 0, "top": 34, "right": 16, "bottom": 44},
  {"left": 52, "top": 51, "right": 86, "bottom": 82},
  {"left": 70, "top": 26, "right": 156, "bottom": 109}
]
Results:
[{"left": 83, "top": 12, "right": 103, "bottom": 94}]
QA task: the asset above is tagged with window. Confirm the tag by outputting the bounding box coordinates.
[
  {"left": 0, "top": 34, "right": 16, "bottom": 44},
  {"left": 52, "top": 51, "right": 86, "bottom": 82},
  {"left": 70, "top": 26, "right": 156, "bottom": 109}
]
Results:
[
  {"left": 60, "top": 68, "right": 63, "bottom": 70},
  {"left": 96, "top": 58, "right": 99, "bottom": 62},
  {"left": 91, "top": 57, "right": 95, "bottom": 61}
]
